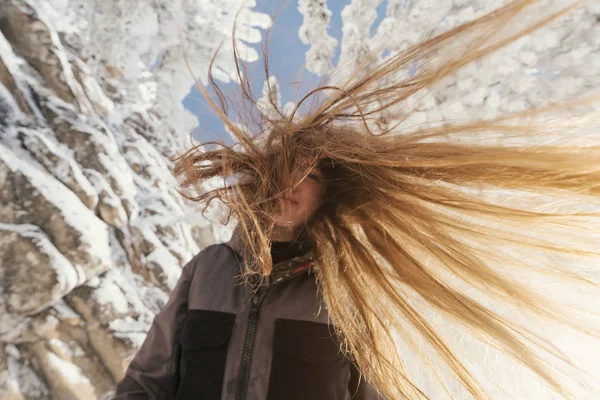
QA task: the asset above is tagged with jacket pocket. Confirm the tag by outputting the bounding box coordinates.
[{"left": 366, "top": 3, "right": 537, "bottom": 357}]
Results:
[
  {"left": 266, "top": 318, "right": 351, "bottom": 400},
  {"left": 175, "top": 309, "right": 235, "bottom": 400}
]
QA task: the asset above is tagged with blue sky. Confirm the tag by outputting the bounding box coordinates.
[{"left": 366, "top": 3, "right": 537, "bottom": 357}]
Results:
[{"left": 182, "top": 0, "right": 385, "bottom": 145}]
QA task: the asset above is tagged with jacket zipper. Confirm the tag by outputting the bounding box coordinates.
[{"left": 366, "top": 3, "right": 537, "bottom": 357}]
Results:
[
  {"left": 233, "top": 265, "right": 312, "bottom": 400},
  {"left": 234, "top": 284, "right": 268, "bottom": 400}
]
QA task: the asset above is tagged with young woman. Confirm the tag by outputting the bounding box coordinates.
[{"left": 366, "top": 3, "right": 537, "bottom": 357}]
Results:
[{"left": 115, "top": 1, "right": 600, "bottom": 399}]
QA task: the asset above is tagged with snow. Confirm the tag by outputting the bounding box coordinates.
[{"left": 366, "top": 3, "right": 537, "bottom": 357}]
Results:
[
  {"left": 0, "top": 144, "right": 112, "bottom": 284},
  {"left": 72, "top": 58, "right": 116, "bottom": 116},
  {"left": 0, "top": 223, "right": 79, "bottom": 315},
  {"left": 51, "top": 300, "right": 81, "bottom": 325},
  {"left": 17, "top": 128, "right": 98, "bottom": 203},
  {"left": 1, "top": 0, "right": 233, "bottom": 396},
  {"left": 38, "top": 99, "right": 140, "bottom": 215},
  {"left": 256, "top": 76, "right": 282, "bottom": 124},
  {"left": 144, "top": 247, "right": 182, "bottom": 291},
  {"left": 4, "top": 345, "right": 20, "bottom": 360},
  {"left": 30, "top": 0, "right": 85, "bottom": 38},
  {"left": 0, "top": 83, "right": 24, "bottom": 125},
  {"left": 3, "top": 344, "right": 50, "bottom": 399},
  {"left": 338, "top": 0, "right": 382, "bottom": 70},
  {"left": 45, "top": 352, "right": 91, "bottom": 386},
  {"left": 47, "top": 339, "right": 72, "bottom": 359},
  {"left": 32, "top": 0, "right": 272, "bottom": 135},
  {"left": 116, "top": 267, "right": 169, "bottom": 316},
  {"left": 297, "top": 0, "right": 338, "bottom": 76},
  {"left": 27, "top": 0, "right": 96, "bottom": 116},
  {"left": 109, "top": 317, "right": 151, "bottom": 349},
  {"left": 0, "top": 32, "right": 24, "bottom": 72},
  {"left": 89, "top": 269, "right": 147, "bottom": 322},
  {"left": 96, "top": 152, "right": 137, "bottom": 207},
  {"left": 341, "top": 0, "right": 600, "bottom": 135},
  {"left": 93, "top": 281, "right": 132, "bottom": 317},
  {"left": 0, "top": 32, "right": 45, "bottom": 123}
]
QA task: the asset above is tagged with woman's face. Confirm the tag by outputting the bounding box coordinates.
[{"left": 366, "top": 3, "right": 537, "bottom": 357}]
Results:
[{"left": 273, "top": 168, "right": 326, "bottom": 230}]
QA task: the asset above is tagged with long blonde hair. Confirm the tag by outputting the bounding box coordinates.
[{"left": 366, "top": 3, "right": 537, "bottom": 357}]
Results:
[{"left": 173, "top": 1, "right": 600, "bottom": 398}]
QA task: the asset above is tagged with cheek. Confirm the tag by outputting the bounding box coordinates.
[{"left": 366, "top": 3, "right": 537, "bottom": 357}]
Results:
[{"left": 302, "top": 185, "right": 325, "bottom": 212}]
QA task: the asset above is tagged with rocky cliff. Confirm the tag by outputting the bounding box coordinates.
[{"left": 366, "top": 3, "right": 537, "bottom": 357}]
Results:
[{"left": 0, "top": 1, "right": 231, "bottom": 398}]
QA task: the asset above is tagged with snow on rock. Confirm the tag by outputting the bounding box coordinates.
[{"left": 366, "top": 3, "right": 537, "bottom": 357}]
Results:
[
  {"left": 66, "top": 269, "right": 155, "bottom": 382},
  {"left": 0, "top": 144, "right": 112, "bottom": 283},
  {"left": 0, "top": 224, "right": 78, "bottom": 337},
  {"left": 0, "top": 0, "right": 254, "bottom": 396},
  {"left": 0, "top": 26, "right": 42, "bottom": 122},
  {"left": 0, "top": 82, "right": 24, "bottom": 126},
  {"left": 17, "top": 127, "right": 99, "bottom": 210},
  {"left": 33, "top": 0, "right": 271, "bottom": 136},
  {"left": 0, "top": 345, "right": 26, "bottom": 400},
  {"left": 142, "top": 246, "right": 182, "bottom": 292},
  {"left": 127, "top": 221, "right": 184, "bottom": 292},
  {"left": 1, "top": 344, "right": 50, "bottom": 400},
  {"left": 42, "top": 98, "right": 140, "bottom": 219},
  {"left": 83, "top": 169, "right": 128, "bottom": 229},
  {"left": 70, "top": 57, "right": 116, "bottom": 118},
  {"left": 30, "top": 342, "right": 97, "bottom": 400},
  {"left": 25, "top": 305, "right": 116, "bottom": 396},
  {"left": 0, "top": 65, "right": 31, "bottom": 121},
  {"left": 0, "top": 0, "right": 94, "bottom": 115}
]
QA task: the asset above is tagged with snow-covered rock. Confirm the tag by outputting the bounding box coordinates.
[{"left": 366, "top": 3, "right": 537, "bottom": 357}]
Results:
[
  {"left": 0, "top": 224, "right": 79, "bottom": 339},
  {"left": 0, "top": 0, "right": 252, "bottom": 397}
]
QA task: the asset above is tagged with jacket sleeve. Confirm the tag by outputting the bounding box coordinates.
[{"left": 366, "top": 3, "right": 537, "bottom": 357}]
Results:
[
  {"left": 113, "top": 258, "right": 196, "bottom": 399},
  {"left": 349, "top": 362, "right": 385, "bottom": 399}
]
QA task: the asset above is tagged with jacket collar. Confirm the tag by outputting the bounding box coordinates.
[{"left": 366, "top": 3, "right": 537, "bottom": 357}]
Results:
[
  {"left": 225, "top": 223, "right": 313, "bottom": 259},
  {"left": 225, "top": 223, "right": 316, "bottom": 278}
]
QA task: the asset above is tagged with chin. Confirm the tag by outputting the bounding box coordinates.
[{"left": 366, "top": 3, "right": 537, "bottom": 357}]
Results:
[
  {"left": 274, "top": 208, "right": 310, "bottom": 227},
  {"left": 275, "top": 221, "right": 300, "bottom": 229},
  {"left": 274, "top": 217, "right": 305, "bottom": 230}
]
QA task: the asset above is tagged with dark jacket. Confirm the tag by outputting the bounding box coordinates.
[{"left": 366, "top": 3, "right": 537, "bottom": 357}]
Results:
[{"left": 114, "top": 226, "right": 382, "bottom": 400}]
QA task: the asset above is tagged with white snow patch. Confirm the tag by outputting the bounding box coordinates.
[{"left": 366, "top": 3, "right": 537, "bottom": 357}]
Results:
[
  {"left": 52, "top": 300, "right": 81, "bottom": 324},
  {"left": 145, "top": 247, "right": 181, "bottom": 291},
  {"left": 45, "top": 352, "right": 91, "bottom": 386},
  {"left": 93, "top": 281, "right": 131, "bottom": 316},
  {"left": 4, "top": 344, "right": 49, "bottom": 399},
  {"left": 5, "top": 345, "right": 20, "bottom": 359},
  {"left": 0, "top": 83, "right": 24, "bottom": 123},
  {"left": 0, "top": 145, "right": 111, "bottom": 283}
]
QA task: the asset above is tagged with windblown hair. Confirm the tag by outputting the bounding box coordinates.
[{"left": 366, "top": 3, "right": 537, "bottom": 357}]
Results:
[{"left": 172, "top": 1, "right": 600, "bottom": 399}]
